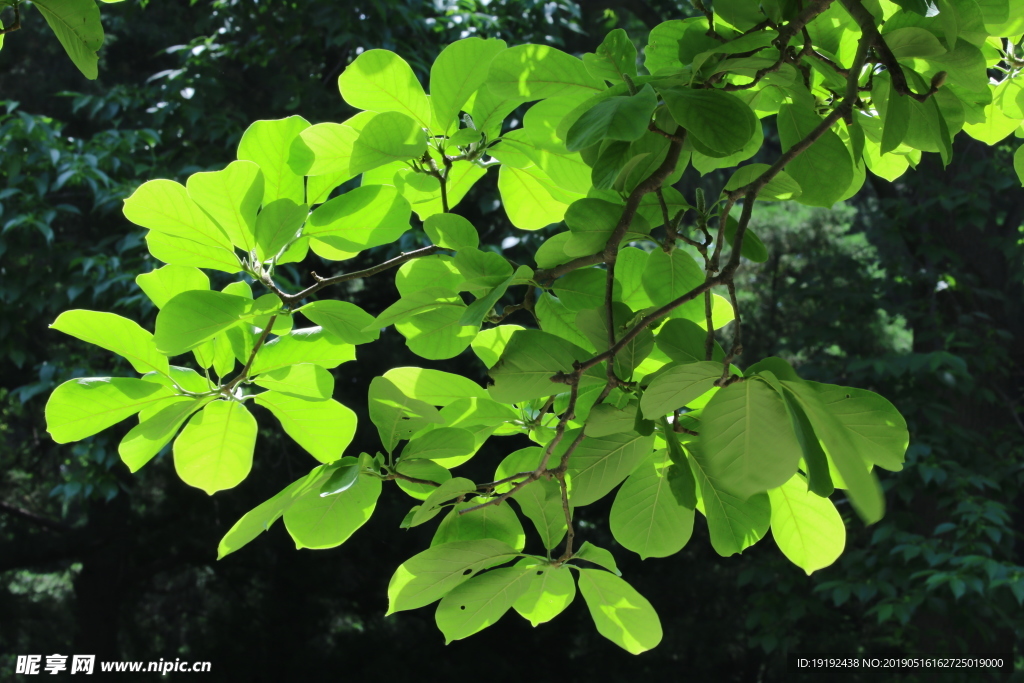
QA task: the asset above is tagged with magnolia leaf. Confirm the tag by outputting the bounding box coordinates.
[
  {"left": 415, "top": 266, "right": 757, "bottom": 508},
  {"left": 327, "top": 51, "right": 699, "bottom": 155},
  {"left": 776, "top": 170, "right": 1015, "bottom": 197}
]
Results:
[
  {"left": 173, "top": 400, "right": 257, "bottom": 495},
  {"left": 576, "top": 568, "right": 663, "bottom": 655}
]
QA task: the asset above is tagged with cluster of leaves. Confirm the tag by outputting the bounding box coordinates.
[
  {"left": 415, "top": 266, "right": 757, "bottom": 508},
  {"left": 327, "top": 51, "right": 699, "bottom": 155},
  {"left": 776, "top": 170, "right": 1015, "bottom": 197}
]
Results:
[{"left": 40, "top": 0, "right": 1024, "bottom": 652}]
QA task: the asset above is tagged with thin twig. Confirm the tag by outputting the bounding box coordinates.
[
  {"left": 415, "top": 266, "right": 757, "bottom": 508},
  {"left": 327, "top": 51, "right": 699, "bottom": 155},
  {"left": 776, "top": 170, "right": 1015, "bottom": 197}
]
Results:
[{"left": 225, "top": 314, "right": 277, "bottom": 391}]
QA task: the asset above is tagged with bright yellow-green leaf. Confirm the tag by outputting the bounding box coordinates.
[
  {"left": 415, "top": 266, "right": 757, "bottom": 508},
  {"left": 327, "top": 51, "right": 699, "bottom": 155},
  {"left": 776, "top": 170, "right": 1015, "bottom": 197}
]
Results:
[
  {"left": 249, "top": 327, "right": 356, "bottom": 375},
  {"left": 768, "top": 473, "right": 846, "bottom": 575},
  {"left": 513, "top": 562, "right": 576, "bottom": 626},
  {"left": 435, "top": 565, "right": 534, "bottom": 643},
  {"left": 237, "top": 116, "right": 310, "bottom": 206},
  {"left": 119, "top": 396, "right": 213, "bottom": 473},
  {"left": 46, "top": 377, "right": 176, "bottom": 444},
  {"left": 51, "top": 310, "right": 169, "bottom": 376},
  {"left": 282, "top": 471, "right": 381, "bottom": 549},
  {"left": 386, "top": 539, "right": 521, "bottom": 614},
  {"left": 173, "top": 400, "right": 257, "bottom": 495},
  {"left": 339, "top": 49, "right": 432, "bottom": 130},
  {"left": 124, "top": 179, "right": 233, "bottom": 251},
  {"left": 136, "top": 265, "right": 210, "bottom": 309},
  {"left": 186, "top": 160, "right": 263, "bottom": 252},
  {"left": 430, "top": 38, "right": 508, "bottom": 131},
  {"left": 254, "top": 392, "right": 356, "bottom": 463},
  {"left": 576, "top": 568, "right": 663, "bottom": 655},
  {"left": 567, "top": 431, "right": 655, "bottom": 506}
]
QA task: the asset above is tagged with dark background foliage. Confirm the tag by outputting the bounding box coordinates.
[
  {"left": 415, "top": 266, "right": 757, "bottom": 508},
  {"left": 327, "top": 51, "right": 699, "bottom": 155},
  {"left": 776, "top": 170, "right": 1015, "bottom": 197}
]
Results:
[{"left": 1, "top": 1, "right": 1022, "bottom": 681}]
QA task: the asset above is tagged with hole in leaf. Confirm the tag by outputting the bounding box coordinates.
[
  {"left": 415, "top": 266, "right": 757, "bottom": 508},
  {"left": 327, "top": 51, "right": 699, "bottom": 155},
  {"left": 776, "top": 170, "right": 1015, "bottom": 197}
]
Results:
[
  {"left": 845, "top": 394, "right": 850, "bottom": 398},
  {"left": 463, "top": 569, "right": 473, "bottom": 575},
  {"left": 460, "top": 605, "right": 466, "bottom": 611},
  {"left": 536, "top": 571, "right": 543, "bottom": 575}
]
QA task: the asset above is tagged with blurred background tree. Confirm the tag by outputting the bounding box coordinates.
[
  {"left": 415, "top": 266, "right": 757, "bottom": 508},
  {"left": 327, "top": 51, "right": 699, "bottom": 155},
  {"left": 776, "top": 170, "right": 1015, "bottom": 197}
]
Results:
[{"left": 0, "top": 0, "right": 1021, "bottom": 680}]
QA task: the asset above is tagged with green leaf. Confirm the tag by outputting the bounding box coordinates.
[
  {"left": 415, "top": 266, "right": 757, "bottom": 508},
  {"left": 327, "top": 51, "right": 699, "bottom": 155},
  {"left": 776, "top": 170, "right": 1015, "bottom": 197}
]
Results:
[
  {"left": 513, "top": 563, "right": 576, "bottom": 626},
  {"left": 687, "top": 440, "right": 771, "bottom": 556},
  {"left": 563, "top": 198, "right": 650, "bottom": 258},
  {"left": 154, "top": 291, "right": 261, "bottom": 356},
  {"left": 566, "top": 85, "right": 658, "bottom": 152},
  {"left": 34, "top": 0, "right": 104, "bottom": 79},
  {"left": 487, "top": 329, "right": 578, "bottom": 404},
  {"left": 217, "top": 465, "right": 331, "bottom": 559},
  {"left": 435, "top": 565, "right": 535, "bottom": 643},
  {"left": 655, "top": 318, "right": 724, "bottom": 364},
  {"left": 124, "top": 179, "right": 233, "bottom": 251},
  {"left": 186, "top": 160, "right": 263, "bottom": 253},
  {"left": 411, "top": 477, "right": 479, "bottom": 526},
  {"left": 396, "top": 306, "right": 478, "bottom": 360},
  {"left": 424, "top": 213, "right": 479, "bottom": 251},
  {"left": 576, "top": 568, "right": 663, "bottom": 655},
  {"left": 645, "top": 18, "right": 720, "bottom": 74},
  {"left": 283, "top": 471, "right": 381, "bottom": 549},
  {"left": 585, "top": 403, "right": 637, "bottom": 438},
  {"left": 488, "top": 44, "right": 605, "bottom": 100},
  {"left": 576, "top": 303, "right": 653, "bottom": 378},
  {"left": 440, "top": 397, "right": 520, "bottom": 432},
  {"left": 51, "top": 310, "right": 169, "bottom": 376},
  {"left": 783, "top": 381, "right": 885, "bottom": 524},
  {"left": 136, "top": 265, "right": 210, "bottom": 309},
  {"left": 144, "top": 231, "right": 241, "bottom": 274},
  {"left": 370, "top": 288, "right": 463, "bottom": 330},
  {"left": 884, "top": 26, "right": 947, "bottom": 58},
  {"left": 661, "top": 87, "right": 758, "bottom": 156},
  {"left": 395, "top": 256, "right": 464, "bottom": 296},
  {"left": 551, "top": 268, "right": 608, "bottom": 311},
  {"left": 402, "top": 427, "right": 477, "bottom": 462},
  {"left": 722, "top": 215, "right": 770, "bottom": 263},
  {"left": 173, "top": 400, "right": 257, "bottom": 495},
  {"left": 142, "top": 365, "right": 212, "bottom": 394},
  {"left": 395, "top": 459, "right": 452, "bottom": 500},
  {"left": 873, "top": 71, "right": 912, "bottom": 156},
  {"left": 319, "top": 457, "right": 361, "bottom": 496},
  {"left": 768, "top": 473, "right": 846, "bottom": 575},
  {"left": 695, "top": 378, "right": 803, "bottom": 499},
  {"left": 471, "top": 325, "right": 525, "bottom": 368},
  {"left": 237, "top": 116, "right": 310, "bottom": 206},
  {"left": 386, "top": 539, "right": 521, "bottom": 614},
  {"left": 1015, "top": 145, "right": 1024, "bottom": 186},
  {"left": 349, "top": 112, "right": 428, "bottom": 175},
  {"left": 776, "top": 102, "right": 854, "bottom": 207},
  {"left": 497, "top": 164, "right": 574, "bottom": 230},
  {"left": 573, "top": 541, "right": 621, "bottom": 575},
  {"left": 253, "top": 198, "right": 307, "bottom": 262},
  {"left": 493, "top": 447, "right": 569, "bottom": 549},
  {"left": 640, "top": 361, "right": 721, "bottom": 419},
  {"left": 295, "top": 111, "right": 374, "bottom": 178},
  {"left": 432, "top": 499, "right": 526, "bottom": 551},
  {"left": 430, "top": 38, "right": 508, "bottom": 131},
  {"left": 119, "top": 396, "right": 214, "bottom": 473},
  {"left": 642, "top": 248, "right": 705, "bottom": 307},
  {"left": 383, "top": 367, "right": 487, "bottom": 406},
  {"left": 300, "top": 300, "right": 379, "bottom": 345},
  {"left": 368, "top": 376, "right": 444, "bottom": 453},
  {"left": 663, "top": 424, "right": 698, "bottom": 509},
  {"left": 339, "top": 49, "right": 432, "bottom": 129},
  {"left": 46, "top": 378, "right": 176, "bottom": 444},
  {"left": 453, "top": 247, "right": 514, "bottom": 292},
  {"left": 305, "top": 184, "right": 411, "bottom": 259},
  {"left": 724, "top": 163, "right": 802, "bottom": 202},
  {"left": 535, "top": 293, "right": 594, "bottom": 351},
  {"left": 583, "top": 28, "right": 638, "bottom": 83},
  {"left": 611, "top": 451, "right": 695, "bottom": 559},
  {"left": 460, "top": 273, "right": 516, "bottom": 326},
  {"left": 255, "top": 392, "right": 356, "bottom": 463},
  {"left": 567, "top": 431, "right": 655, "bottom": 506},
  {"left": 250, "top": 326, "right": 355, "bottom": 375}
]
